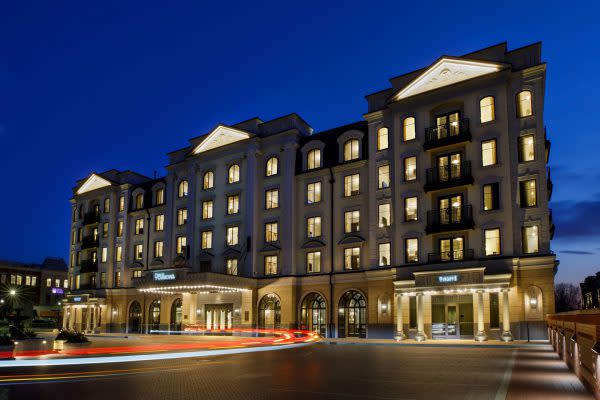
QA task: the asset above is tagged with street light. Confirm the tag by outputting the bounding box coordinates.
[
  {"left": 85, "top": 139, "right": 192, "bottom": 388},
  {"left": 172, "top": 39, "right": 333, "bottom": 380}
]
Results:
[{"left": 9, "top": 289, "right": 16, "bottom": 296}]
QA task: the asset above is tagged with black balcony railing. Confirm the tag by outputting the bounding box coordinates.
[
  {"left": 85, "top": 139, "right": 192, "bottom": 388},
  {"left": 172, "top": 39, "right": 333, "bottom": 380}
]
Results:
[
  {"left": 547, "top": 167, "right": 553, "bottom": 201},
  {"left": 426, "top": 204, "right": 474, "bottom": 234},
  {"left": 428, "top": 249, "right": 475, "bottom": 263},
  {"left": 81, "top": 235, "right": 99, "bottom": 249},
  {"left": 424, "top": 118, "right": 471, "bottom": 150},
  {"left": 80, "top": 259, "right": 98, "bottom": 273},
  {"left": 83, "top": 211, "right": 101, "bottom": 225},
  {"left": 424, "top": 161, "right": 473, "bottom": 192}
]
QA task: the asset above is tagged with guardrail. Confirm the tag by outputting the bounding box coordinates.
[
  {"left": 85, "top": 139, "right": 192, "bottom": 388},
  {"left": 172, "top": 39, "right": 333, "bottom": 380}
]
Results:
[{"left": 547, "top": 310, "right": 600, "bottom": 398}]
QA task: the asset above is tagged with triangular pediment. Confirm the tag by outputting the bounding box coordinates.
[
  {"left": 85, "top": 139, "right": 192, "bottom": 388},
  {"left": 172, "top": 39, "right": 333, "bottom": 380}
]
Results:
[
  {"left": 392, "top": 57, "right": 504, "bottom": 101},
  {"left": 192, "top": 125, "right": 252, "bottom": 155},
  {"left": 76, "top": 173, "right": 113, "bottom": 195}
]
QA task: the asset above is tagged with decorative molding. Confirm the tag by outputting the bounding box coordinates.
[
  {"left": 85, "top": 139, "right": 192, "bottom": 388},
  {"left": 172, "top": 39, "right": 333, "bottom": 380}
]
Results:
[
  {"left": 191, "top": 125, "right": 252, "bottom": 155},
  {"left": 77, "top": 174, "right": 113, "bottom": 195}
]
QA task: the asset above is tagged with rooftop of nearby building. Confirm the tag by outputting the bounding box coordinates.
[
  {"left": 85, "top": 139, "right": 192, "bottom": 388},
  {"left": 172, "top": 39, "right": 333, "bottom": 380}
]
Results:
[{"left": 0, "top": 257, "right": 68, "bottom": 272}]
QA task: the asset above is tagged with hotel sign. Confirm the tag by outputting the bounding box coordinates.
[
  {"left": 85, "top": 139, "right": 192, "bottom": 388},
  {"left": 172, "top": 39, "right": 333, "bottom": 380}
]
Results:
[
  {"left": 438, "top": 275, "right": 459, "bottom": 283},
  {"left": 153, "top": 271, "right": 176, "bottom": 281},
  {"left": 414, "top": 269, "right": 484, "bottom": 287}
]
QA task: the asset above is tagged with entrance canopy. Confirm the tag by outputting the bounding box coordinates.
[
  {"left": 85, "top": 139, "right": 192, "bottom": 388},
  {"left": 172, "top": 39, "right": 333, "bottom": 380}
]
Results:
[{"left": 136, "top": 270, "right": 253, "bottom": 295}]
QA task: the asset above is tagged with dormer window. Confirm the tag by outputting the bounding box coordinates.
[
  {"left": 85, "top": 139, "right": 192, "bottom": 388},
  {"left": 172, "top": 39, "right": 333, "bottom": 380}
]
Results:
[
  {"left": 266, "top": 157, "right": 278, "bottom": 176},
  {"left": 343, "top": 139, "right": 360, "bottom": 161},
  {"left": 307, "top": 149, "right": 321, "bottom": 170},
  {"left": 178, "top": 180, "right": 189, "bottom": 198},
  {"left": 135, "top": 193, "right": 144, "bottom": 209},
  {"left": 403, "top": 117, "right": 416, "bottom": 141},
  {"left": 228, "top": 164, "right": 240, "bottom": 183},
  {"left": 377, "top": 127, "right": 389, "bottom": 151},
  {"left": 203, "top": 171, "right": 214, "bottom": 189},
  {"left": 155, "top": 188, "right": 165, "bottom": 205}
]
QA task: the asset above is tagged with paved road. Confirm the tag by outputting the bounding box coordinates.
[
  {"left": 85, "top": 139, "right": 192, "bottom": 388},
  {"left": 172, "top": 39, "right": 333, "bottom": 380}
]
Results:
[{"left": 0, "top": 343, "right": 590, "bottom": 400}]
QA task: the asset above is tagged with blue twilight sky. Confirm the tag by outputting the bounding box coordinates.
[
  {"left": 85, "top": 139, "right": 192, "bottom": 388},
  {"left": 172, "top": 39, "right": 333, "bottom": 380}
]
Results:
[{"left": 0, "top": 1, "right": 599, "bottom": 284}]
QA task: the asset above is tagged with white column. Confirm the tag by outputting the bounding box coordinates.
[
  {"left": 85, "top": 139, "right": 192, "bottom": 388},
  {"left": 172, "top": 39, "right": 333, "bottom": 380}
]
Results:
[
  {"left": 394, "top": 294, "right": 406, "bottom": 341},
  {"left": 68, "top": 307, "right": 75, "bottom": 330},
  {"left": 501, "top": 289, "right": 513, "bottom": 342},
  {"left": 415, "top": 293, "right": 426, "bottom": 341},
  {"left": 475, "top": 290, "right": 487, "bottom": 342},
  {"left": 62, "top": 306, "right": 68, "bottom": 330},
  {"left": 85, "top": 305, "right": 91, "bottom": 332}
]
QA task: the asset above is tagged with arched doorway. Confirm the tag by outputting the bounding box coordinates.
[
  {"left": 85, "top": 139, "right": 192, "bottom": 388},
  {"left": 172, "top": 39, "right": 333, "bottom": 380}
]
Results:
[
  {"left": 128, "top": 301, "right": 142, "bottom": 334},
  {"left": 300, "top": 293, "right": 326, "bottom": 336},
  {"left": 258, "top": 294, "right": 281, "bottom": 330},
  {"left": 338, "top": 290, "right": 367, "bottom": 338},
  {"left": 148, "top": 300, "right": 161, "bottom": 333},
  {"left": 170, "top": 298, "right": 183, "bottom": 331}
]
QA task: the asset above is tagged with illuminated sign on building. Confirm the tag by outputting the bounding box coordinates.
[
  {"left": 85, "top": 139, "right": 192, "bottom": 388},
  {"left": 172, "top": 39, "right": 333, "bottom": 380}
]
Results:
[
  {"left": 154, "top": 272, "right": 176, "bottom": 281},
  {"left": 52, "top": 288, "right": 64, "bottom": 294},
  {"left": 72, "top": 297, "right": 82, "bottom": 302},
  {"left": 438, "top": 275, "right": 459, "bottom": 283}
]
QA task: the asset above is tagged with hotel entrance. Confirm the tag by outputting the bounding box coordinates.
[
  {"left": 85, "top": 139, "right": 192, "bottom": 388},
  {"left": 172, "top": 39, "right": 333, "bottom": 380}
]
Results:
[{"left": 431, "top": 295, "right": 473, "bottom": 339}]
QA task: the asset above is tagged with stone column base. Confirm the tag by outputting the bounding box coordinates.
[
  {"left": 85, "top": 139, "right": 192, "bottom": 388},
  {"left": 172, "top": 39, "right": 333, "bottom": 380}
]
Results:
[
  {"left": 415, "top": 331, "right": 427, "bottom": 342},
  {"left": 501, "top": 331, "right": 513, "bottom": 342},
  {"left": 394, "top": 332, "right": 407, "bottom": 341},
  {"left": 475, "top": 331, "right": 488, "bottom": 342}
]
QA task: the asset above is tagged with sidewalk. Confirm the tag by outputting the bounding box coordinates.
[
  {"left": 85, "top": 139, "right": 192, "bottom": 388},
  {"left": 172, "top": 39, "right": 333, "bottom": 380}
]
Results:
[{"left": 319, "top": 337, "right": 549, "bottom": 347}]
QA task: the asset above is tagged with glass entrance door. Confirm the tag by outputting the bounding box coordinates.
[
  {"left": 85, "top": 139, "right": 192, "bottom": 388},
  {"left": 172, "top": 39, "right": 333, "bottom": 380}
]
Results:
[
  {"left": 437, "top": 153, "right": 462, "bottom": 182},
  {"left": 446, "top": 304, "right": 459, "bottom": 338}
]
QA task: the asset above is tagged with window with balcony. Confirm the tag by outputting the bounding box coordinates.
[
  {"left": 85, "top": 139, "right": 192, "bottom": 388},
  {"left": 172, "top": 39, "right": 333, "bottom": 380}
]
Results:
[
  {"left": 518, "top": 134, "right": 535, "bottom": 162},
  {"left": 135, "top": 193, "right": 144, "bottom": 209},
  {"left": 265, "top": 255, "right": 278, "bottom": 275},
  {"left": 265, "top": 222, "right": 278, "bottom": 243},
  {"left": 404, "top": 157, "right": 417, "bottom": 181},
  {"left": 201, "top": 231, "right": 212, "bottom": 249},
  {"left": 485, "top": 228, "right": 501, "bottom": 256},
  {"left": 522, "top": 225, "right": 539, "bottom": 254},
  {"left": 228, "top": 164, "right": 240, "bottom": 183},
  {"left": 344, "top": 210, "right": 360, "bottom": 233},
  {"left": 482, "top": 139, "right": 497, "bottom": 166},
  {"left": 483, "top": 183, "right": 499, "bottom": 211},
  {"left": 155, "top": 188, "right": 165, "bottom": 205},
  {"left": 403, "top": 117, "right": 415, "bottom": 141},
  {"left": 344, "top": 247, "right": 360, "bottom": 270},
  {"left": 134, "top": 244, "right": 143, "bottom": 260},
  {"left": 379, "top": 242, "right": 391, "bottom": 266},
  {"left": 119, "top": 196, "right": 125, "bottom": 212},
  {"left": 437, "top": 153, "right": 462, "bottom": 182},
  {"left": 439, "top": 237, "right": 464, "bottom": 261},
  {"left": 344, "top": 174, "right": 360, "bottom": 196},
  {"left": 307, "top": 182, "right": 321, "bottom": 204},
  {"left": 176, "top": 236, "right": 187, "bottom": 255},
  {"left": 343, "top": 139, "right": 360, "bottom": 161},
  {"left": 104, "top": 198, "right": 110, "bottom": 213},
  {"left": 377, "top": 127, "right": 389, "bottom": 150},
  {"left": 378, "top": 204, "right": 391, "bottom": 228},
  {"left": 307, "top": 216, "right": 322, "bottom": 238},
  {"left": 226, "top": 258, "right": 238, "bottom": 275},
  {"left": 155, "top": 215, "right": 164, "bottom": 232},
  {"left": 154, "top": 241, "right": 164, "bottom": 258},
  {"left": 177, "top": 208, "right": 188, "bottom": 225},
  {"left": 78, "top": 228, "right": 83, "bottom": 242},
  {"left": 202, "top": 200, "right": 213, "bottom": 219},
  {"left": 226, "top": 226, "right": 239, "bottom": 246},
  {"left": 378, "top": 165, "right": 390, "bottom": 189},
  {"left": 307, "top": 149, "right": 321, "bottom": 170},
  {"left": 116, "top": 245, "right": 122, "bottom": 262},
  {"left": 266, "top": 157, "right": 278, "bottom": 176},
  {"left": 404, "top": 197, "right": 418, "bottom": 221},
  {"left": 203, "top": 171, "right": 214, "bottom": 189},
  {"left": 480, "top": 96, "right": 495, "bottom": 123},
  {"left": 135, "top": 219, "right": 144, "bottom": 235},
  {"left": 228, "top": 195, "right": 240, "bottom": 214},
  {"left": 520, "top": 179, "right": 537, "bottom": 207},
  {"left": 405, "top": 238, "right": 419, "bottom": 263},
  {"left": 265, "top": 189, "right": 279, "bottom": 209},
  {"left": 438, "top": 195, "right": 463, "bottom": 224},
  {"left": 517, "top": 90, "right": 533, "bottom": 117},
  {"left": 307, "top": 251, "right": 321, "bottom": 273},
  {"left": 178, "top": 180, "right": 189, "bottom": 198}
]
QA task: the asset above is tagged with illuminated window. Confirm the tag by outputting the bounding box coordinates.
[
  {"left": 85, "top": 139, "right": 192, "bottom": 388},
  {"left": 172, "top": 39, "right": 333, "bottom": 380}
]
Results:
[
  {"left": 307, "top": 182, "right": 321, "bottom": 204},
  {"left": 228, "top": 195, "right": 240, "bottom": 214},
  {"left": 115, "top": 271, "right": 121, "bottom": 288},
  {"left": 378, "top": 203, "right": 391, "bottom": 227},
  {"left": 517, "top": 90, "right": 533, "bottom": 117},
  {"left": 518, "top": 134, "right": 535, "bottom": 162},
  {"left": 226, "top": 226, "right": 239, "bottom": 246},
  {"left": 343, "top": 139, "right": 360, "bottom": 161},
  {"left": 46, "top": 278, "right": 51, "bottom": 287},
  {"left": 344, "top": 174, "right": 360, "bottom": 196},
  {"left": 265, "top": 255, "right": 278, "bottom": 275},
  {"left": 403, "top": 117, "right": 415, "bottom": 141},
  {"left": 482, "top": 139, "right": 497, "bottom": 166},
  {"left": 404, "top": 197, "right": 418, "bottom": 221},
  {"left": 154, "top": 241, "right": 164, "bottom": 258},
  {"left": 226, "top": 259, "right": 238, "bottom": 275},
  {"left": 178, "top": 180, "right": 189, "bottom": 197},
  {"left": 228, "top": 164, "right": 240, "bottom": 183},
  {"left": 307, "top": 216, "right": 322, "bottom": 238},
  {"left": 344, "top": 247, "right": 360, "bottom": 270},
  {"left": 135, "top": 219, "right": 144, "bottom": 235},
  {"left": 101, "top": 247, "right": 107, "bottom": 263},
  {"left": 201, "top": 231, "right": 212, "bottom": 249},
  {"left": 265, "top": 189, "right": 279, "bottom": 209},
  {"left": 135, "top": 193, "right": 144, "bottom": 209},
  {"left": 522, "top": 226, "right": 539, "bottom": 254},
  {"left": 307, "top": 149, "right": 321, "bottom": 170},
  {"left": 102, "top": 222, "right": 109, "bottom": 238},
  {"left": 203, "top": 171, "right": 214, "bottom": 189},
  {"left": 485, "top": 228, "right": 501, "bottom": 256},
  {"left": 132, "top": 270, "right": 142, "bottom": 278},
  {"left": 134, "top": 244, "right": 143, "bottom": 260},
  {"left": 480, "top": 96, "right": 495, "bottom": 123},
  {"left": 306, "top": 251, "right": 321, "bottom": 273},
  {"left": 119, "top": 196, "right": 125, "bottom": 212},
  {"left": 63, "top": 279, "right": 68, "bottom": 288},
  {"left": 155, "top": 215, "right": 164, "bottom": 232},
  {"left": 104, "top": 198, "right": 110, "bottom": 213},
  {"left": 344, "top": 210, "right": 360, "bottom": 233},
  {"left": 77, "top": 228, "right": 83, "bottom": 242},
  {"left": 75, "top": 274, "right": 80, "bottom": 289},
  {"left": 379, "top": 242, "right": 391, "bottom": 266},
  {"left": 266, "top": 157, "right": 278, "bottom": 176},
  {"left": 177, "top": 208, "right": 188, "bottom": 225},
  {"left": 115, "top": 245, "right": 122, "bottom": 262},
  {"left": 176, "top": 236, "right": 187, "bottom": 255},
  {"left": 520, "top": 179, "right": 537, "bottom": 207},
  {"left": 377, "top": 127, "right": 389, "bottom": 150},
  {"left": 265, "top": 222, "right": 279, "bottom": 243},
  {"left": 155, "top": 188, "right": 165, "bottom": 205},
  {"left": 202, "top": 200, "right": 213, "bottom": 219},
  {"left": 404, "top": 157, "right": 417, "bottom": 180},
  {"left": 378, "top": 164, "right": 390, "bottom": 189},
  {"left": 483, "top": 183, "right": 499, "bottom": 211}
]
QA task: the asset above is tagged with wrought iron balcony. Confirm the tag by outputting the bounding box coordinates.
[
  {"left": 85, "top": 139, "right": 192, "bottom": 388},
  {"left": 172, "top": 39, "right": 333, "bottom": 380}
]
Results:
[
  {"left": 428, "top": 249, "right": 475, "bottom": 263},
  {"left": 81, "top": 235, "right": 99, "bottom": 249},
  {"left": 547, "top": 167, "right": 553, "bottom": 201},
  {"left": 424, "top": 118, "right": 471, "bottom": 150},
  {"left": 424, "top": 161, "right": 473, "bottom": 192},
  {"left": 83, "top": 211, "right": 101, "bottom": 225},
  {"left": 426, "top": 205, "right": 474, "bottom": 234},
  {"left": 80, "top": 259, "right": 98, "bottom": 273}
]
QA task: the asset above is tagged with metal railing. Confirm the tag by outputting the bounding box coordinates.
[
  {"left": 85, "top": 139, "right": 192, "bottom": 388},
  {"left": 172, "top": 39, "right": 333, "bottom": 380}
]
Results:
[
  {"left": 81, "top": 235, "right": 99, "bottom": 249},
  {"left": 428, "top": 249, "right": 475, "bottom": 263},
  {"left": 83, "top": 211, "right": 100, "bottom": 225},
  {"left": 424, "top": 118, "right": 471, "bottom": 149},
  {"left": 425, "top": 161, "right": 473, "bottom": 191},
  {"left": 426, "top": 205, "right": 474, "bottom": 233}
]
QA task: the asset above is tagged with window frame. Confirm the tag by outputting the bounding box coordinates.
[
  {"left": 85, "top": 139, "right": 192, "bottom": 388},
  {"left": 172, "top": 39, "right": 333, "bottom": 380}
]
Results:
[
  {"left": 481, "top": 139, "right": 497, "bottom": 167},
  {"left": 377, "top": 127, "right": 389, "bottom": 151},
  {"left": 479, "top": 96, "right": 495, "bottom": 124},
  {"left": 516, "top": 90, "right": 533, "bottom": 118},
  {"left": 265, "top": 156, "right": 279, "bottom": 177}
]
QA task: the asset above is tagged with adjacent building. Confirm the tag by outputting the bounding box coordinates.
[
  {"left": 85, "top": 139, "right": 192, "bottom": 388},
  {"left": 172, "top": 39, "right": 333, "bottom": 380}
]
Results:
[
  {"left": 63, "top": 42, "right": 556, "bottom": 340},
  {"left": 581, "top": 274, "right": 600, "bottom": 309}
]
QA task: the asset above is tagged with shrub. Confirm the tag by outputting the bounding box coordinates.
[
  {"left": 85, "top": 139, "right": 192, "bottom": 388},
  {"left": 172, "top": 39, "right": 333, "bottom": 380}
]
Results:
[
  {"left": 0, "top": 335, "right": 14, "bottom": 346},
  {"left": 55, "top": 330, "right": 89, "bottom": 343}
]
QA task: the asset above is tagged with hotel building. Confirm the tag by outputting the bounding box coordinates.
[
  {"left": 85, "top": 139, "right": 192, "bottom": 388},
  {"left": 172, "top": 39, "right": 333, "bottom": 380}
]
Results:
[{"left": 63, "top": 42, "right": 556, "bottom": 341}]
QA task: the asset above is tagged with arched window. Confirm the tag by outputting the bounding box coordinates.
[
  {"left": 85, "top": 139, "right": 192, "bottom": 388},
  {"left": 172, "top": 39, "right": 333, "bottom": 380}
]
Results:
[
  {"left": 258, "top": 294, "right": 281, "bottom": 329},
  {"left": 480, "top": 96, "right": 495, "bottom": 123},
  {"left": 300, "top": 293, "right": 327, "bottom": 336},
  {"left": 228, "top": 164, "right": 240, "bottom": 183},
  {"left": 170, "top": 298, "right": 183, "bottom": 331},
  {"left": 266, "top": 157, "right": 278, "bottom": 176},
  {"left": 377, "top": 127, "right": 389, "bottom": 151},
  {"left": 148, "top": 300, "right": 161, "bottom": 332},
  {"left": 154, "top": 188, "right": 165, "bottom": 205},
  {"left": 517, "top": 90, "right": 533, "bottom": 118},
  {"left": 135, "top": 193, "right": 144, "bottom": 209},
  {"left": 128, "top": 301, "right": 142, "bottom": 334},
  {"left": 338, "top": 290, "right": 366, "bottom": 338},
  {"left": 403, "top": 117, "right": 416, "bottom": 141},
  {"left": 203, "top": 171, "right": 214, "bottom": 190},
  {"left": 307, "top": 149, "right": 321, "bottom": 170},
  {"left": 343, "top": 139, "right": 360, "bottom": 161},
  {"left": 178, "top": 180, "right": 189, "bottom": 198}
]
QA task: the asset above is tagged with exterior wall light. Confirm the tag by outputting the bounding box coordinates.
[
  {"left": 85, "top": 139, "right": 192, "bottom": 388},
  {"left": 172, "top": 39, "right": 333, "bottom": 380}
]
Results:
[{"left": 9, "top": 289, "right": 16, "bottom": 296}]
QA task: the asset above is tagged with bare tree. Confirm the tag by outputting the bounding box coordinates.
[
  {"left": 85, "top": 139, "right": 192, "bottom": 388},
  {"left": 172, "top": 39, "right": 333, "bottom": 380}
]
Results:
[{"left": 554, "top": 283, "right": 581, "bottom": 312}]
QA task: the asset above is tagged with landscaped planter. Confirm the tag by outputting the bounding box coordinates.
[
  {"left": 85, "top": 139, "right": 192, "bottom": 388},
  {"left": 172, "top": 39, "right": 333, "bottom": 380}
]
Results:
[
  {"left": 0, "top": 345, "right": 15, "bottom": 360},
  {"left": 53, "top": 339, "right": 67, "bottom": 351}
]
